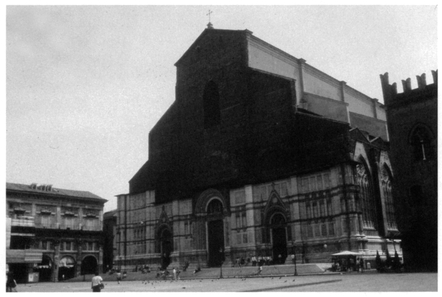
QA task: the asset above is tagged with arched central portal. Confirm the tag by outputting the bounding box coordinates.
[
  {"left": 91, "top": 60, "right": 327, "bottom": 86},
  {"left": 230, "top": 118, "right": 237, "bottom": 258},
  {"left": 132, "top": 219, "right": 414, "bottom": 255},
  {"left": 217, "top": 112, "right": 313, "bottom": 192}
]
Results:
[
  {"left": 207, "top": 199, "right": 225, "bottom": 267},
  {"left": 271, "top": 213, "right": 287, "bottom": 265},
  {"left": 59, "top": 256, "right": 77, "bottom": 281}
]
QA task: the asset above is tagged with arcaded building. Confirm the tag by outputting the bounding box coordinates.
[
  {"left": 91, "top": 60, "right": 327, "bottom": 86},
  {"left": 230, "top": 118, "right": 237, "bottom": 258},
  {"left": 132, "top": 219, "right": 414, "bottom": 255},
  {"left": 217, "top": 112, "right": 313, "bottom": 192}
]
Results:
[
  {"left": 6, "top": 183, "right": 107, "bottom": 282},
  {"left": 381, "top": 71, "right": 438, "bottom": 271},
  {"left": 115, "top": 25, "right": 400, "bottom": 270}
]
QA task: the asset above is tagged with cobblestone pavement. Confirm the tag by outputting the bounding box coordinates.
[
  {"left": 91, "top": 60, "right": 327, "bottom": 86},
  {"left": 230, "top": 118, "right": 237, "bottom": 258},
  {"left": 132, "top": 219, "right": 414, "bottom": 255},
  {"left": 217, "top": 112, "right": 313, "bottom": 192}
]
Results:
[{"left": 16, "top": 273, "right": 437, "bottom": 292}]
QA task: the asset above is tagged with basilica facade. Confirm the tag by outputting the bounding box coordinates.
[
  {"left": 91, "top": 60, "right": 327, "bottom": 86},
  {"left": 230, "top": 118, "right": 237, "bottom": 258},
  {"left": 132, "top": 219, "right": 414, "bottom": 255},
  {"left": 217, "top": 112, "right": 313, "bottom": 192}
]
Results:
[{"left": 115, "top": 25, "right": 400, "bottom": 270}]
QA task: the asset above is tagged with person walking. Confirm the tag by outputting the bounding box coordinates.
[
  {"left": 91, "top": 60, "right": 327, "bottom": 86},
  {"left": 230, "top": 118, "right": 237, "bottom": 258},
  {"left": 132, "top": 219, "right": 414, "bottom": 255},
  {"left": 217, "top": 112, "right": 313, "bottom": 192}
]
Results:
[
  {"left": 91, "top": 272, "right": 104, "bottom": 292},
  {"left": 256, "top": 265, "right": 263, "bottom": 276},
  {"left": 6, "top": 273, "right": 17, "bottom": 292}
]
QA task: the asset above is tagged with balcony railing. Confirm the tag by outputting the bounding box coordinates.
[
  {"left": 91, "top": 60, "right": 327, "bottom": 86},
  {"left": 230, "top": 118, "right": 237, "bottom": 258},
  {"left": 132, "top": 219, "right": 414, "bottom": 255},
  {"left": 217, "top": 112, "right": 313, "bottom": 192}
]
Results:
[
  {"left": 33, "top": 222, "right": 102, "bottom": 231},
  {"left": 11, "top": 217, "right": 35, "bottom": 227}
]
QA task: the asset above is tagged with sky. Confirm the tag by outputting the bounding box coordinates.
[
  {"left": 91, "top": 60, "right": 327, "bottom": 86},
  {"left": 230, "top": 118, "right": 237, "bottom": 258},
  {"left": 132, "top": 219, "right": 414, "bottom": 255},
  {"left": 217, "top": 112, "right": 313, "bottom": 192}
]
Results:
[{"left": 5, "top": 4, "right": 438, "bottom": 212}]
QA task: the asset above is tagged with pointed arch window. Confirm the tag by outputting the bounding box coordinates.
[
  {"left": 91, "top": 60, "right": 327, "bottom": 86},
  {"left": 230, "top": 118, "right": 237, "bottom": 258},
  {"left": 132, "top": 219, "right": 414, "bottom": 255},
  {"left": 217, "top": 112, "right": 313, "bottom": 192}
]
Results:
[
  {"left": 381, "top": 166, "right": 396, "bottom": 230},
  {"left": 203, "top": 81, "right": 221, "bottom": 128},
  {"left": 356, "top": 163, "right": 377, "bottom": 230},
  {"left": 410, "top": 125, "right": 434, "bottom": 161}
]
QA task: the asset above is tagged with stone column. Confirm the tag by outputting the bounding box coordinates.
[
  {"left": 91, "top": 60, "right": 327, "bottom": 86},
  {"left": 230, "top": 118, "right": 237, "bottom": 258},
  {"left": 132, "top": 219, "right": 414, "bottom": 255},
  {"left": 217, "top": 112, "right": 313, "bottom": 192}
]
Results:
[
  {"left": 98, "top": 245, "right": 103, "bottom": 274},
  {"left": 297, "top": 59, "right": 306, "bottom": 98},
  {"left": 76, "top": 240, "right": 82, "bottom": 277},
  {"left": 52, "top": 241, "right": 60, "bottom": 282}
]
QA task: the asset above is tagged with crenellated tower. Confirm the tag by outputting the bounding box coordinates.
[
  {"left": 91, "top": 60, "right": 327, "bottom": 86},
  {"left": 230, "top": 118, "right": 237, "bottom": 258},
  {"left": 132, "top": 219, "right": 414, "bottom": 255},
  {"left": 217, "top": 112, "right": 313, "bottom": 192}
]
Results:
[
  {"left": 380, "top": 70, "right": 438, "bottom": 106},
  {"left": 380, "top": 70, "right": 437, "bottom": 272}
]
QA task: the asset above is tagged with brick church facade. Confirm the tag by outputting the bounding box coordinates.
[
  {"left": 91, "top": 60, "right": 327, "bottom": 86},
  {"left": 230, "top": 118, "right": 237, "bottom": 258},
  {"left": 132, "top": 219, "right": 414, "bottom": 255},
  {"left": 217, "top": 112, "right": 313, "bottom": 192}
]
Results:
[{"left": 115, "top": 25, "right": 400, "bottom": 269}]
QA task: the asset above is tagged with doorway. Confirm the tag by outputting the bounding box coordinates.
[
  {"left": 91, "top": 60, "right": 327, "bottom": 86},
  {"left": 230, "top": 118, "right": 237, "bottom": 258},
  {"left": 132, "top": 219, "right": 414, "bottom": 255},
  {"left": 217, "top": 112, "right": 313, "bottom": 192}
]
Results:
[
  {"left": 208, "top": 219, "right": 224, "bottom": 267},
  {"left": 160, "top": 228, "right": 172, "bottom": 269},
  {"left": 271, "top": 213, "right": 287, "bottom": 264},
  {"left": 59, "top": 256, "right": 77, "bottom": 280}
]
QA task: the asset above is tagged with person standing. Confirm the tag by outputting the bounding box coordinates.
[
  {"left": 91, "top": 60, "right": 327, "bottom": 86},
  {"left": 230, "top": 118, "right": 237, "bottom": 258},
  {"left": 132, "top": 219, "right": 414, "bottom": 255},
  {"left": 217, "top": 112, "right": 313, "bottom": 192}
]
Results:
[
  {"left": 91, "top": 272, "right": 103, "bottom": 292},
  {"left": 251, "top": 255, "right": 257, "bottom": 267},
  {"left": 116, "top": 270, "right": 122, "bottom": 284},
  {"left": 6, "top": 273, "right": 17, "bottom": 292},
  {"left": 359, "top": 258, "right": 364, "bottom": 273}
]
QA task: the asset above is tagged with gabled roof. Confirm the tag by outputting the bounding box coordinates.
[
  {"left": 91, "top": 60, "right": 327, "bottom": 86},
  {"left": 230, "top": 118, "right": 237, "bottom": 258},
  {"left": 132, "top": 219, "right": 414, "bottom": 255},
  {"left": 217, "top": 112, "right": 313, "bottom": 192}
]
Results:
[
  {"left": 174, "top": 28, "right": 249, "bottom": 66},
  {"left": 6, "top": 182, "right": 107, "bottom": 202},
  {"left": 349, "top": 127, "right": 388, "bottom": 150}
]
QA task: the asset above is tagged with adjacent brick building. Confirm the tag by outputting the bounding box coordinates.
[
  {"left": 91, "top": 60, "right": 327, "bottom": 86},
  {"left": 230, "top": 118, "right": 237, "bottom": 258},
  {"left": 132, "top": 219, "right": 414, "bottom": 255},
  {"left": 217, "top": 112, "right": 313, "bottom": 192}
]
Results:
[
  {"left": 103, "top": 209, "right": 117, "bottom": 272},
  {"left": 6, "top": 182, "right": 107, "bottom": 282},
  {"left": 381, "top": 71, "right": 438, "bottom": 271},
  {"left": 115, "top": 25, "right": 400, "bottom": 270}
]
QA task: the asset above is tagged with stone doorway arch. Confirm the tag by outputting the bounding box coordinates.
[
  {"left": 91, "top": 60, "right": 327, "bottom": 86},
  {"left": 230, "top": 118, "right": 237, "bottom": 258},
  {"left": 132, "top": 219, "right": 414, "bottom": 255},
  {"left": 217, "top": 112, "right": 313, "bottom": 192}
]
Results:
[
  {"left": 195, "top": 189, "right": 229, "bottom": 267},
  {"left": 37, "top": 255, "right": 53, "bottom": 282},
  {"left": 59, "top": 255, "right": 76, "bottom": 281},
  {"left": 206, "top": 198, "right": 225, "bottom": 267},
  {"left": 158, "top": 227, "right": 173, "bottom": 269},
  {"left": 81, "top": 255, "right": 98, "bottom": 276}
]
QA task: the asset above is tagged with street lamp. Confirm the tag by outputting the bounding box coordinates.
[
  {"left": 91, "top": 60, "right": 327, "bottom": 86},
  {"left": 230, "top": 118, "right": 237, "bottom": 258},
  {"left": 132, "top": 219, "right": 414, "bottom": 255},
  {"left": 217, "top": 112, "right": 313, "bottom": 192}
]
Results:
[{"left": 293, "top": 253, "right": 298, "bottom": 276}]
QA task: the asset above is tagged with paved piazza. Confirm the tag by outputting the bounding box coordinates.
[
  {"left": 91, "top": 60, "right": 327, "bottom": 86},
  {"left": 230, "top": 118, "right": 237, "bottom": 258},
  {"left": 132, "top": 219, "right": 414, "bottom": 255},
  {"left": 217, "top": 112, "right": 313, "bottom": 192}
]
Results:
[{"left": 16, "top": 273, "right": 437, "bottom": 292}]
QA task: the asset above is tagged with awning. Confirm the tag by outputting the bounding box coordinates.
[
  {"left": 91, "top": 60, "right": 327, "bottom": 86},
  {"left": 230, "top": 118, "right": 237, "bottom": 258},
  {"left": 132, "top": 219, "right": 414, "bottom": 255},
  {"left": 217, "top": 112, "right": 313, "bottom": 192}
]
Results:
[
  {"left": 332, "top": 251, "right": 363, "bottom": 256},
  {"left": 6, "top": 249, "right": 43, "bottom": 264}
]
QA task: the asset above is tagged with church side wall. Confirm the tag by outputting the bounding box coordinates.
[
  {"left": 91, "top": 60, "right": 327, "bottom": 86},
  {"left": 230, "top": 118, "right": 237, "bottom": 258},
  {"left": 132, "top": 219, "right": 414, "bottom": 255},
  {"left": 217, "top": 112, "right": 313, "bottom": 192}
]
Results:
[
  {"left": 303, "top": 93, "right": 349, "bottom": 123},
  {"left": 246, "top": 38, "right": 388, "bottom": 141},
  {"left": 247, "top": 41, "right": 302, "bottom": 101},
  {"left": 344, "top": 87, "right": 375, "bottom": 118},
  {"left": 303, "top": 67, "right": 342, "bottom": 101},
  {"left": 375, "top": 102, "right": 387, "bottom": 121}
]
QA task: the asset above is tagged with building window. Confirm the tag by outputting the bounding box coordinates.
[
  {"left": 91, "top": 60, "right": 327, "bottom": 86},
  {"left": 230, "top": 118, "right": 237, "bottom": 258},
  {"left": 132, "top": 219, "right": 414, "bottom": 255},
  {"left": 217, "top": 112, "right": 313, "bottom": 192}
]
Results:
[
  {"left": 236, "top": 232, "right": 242, "bottom": 245},
  {"left": 203, "top": 81, "right": 221, "bottom": 129},
  {"left": 312, "top": 202, "right": 318, "bottom": 218},
  {"left": 307, "top": 226, "right": 313, "bottom": 238},
  {"left": 319, "top": 201, "right": 325, "bottom": 217},
  {"left": 314, "top": 224, "right": 320, "bottom": 237},
  {"left": 326, "top": 199, "right": 332, "bottom": 216},
  {"left": 207, "top": 199, "right": 223, "bottom": 215},
  {"left": 321, "top": 224, "right": 327, "bottom": 236},
  {"left": 236, "top": 208, "right": 247, "bottom": 228},
  {"left": 64, "top": 216, "right": 75, "bottom": 229},
  {"left": 381, "top": 166, "right": 397, "bottom": 229},
  {"left": 184, "top": 221, "right": 189, "bottom": 235},
  {"left": 356, "top": 163, "right": 378, "bottom": 230},
  {"left": 328, "top": 222, "right": 335, "bottom": 236},
  {"left": 40, "top": 214, "right": 51, "bottom": 228},
  {"left": 306, "top": 203, "right": 311, "bottom": 219},
  {"left": 234, "top": 189, "right": 245, "bottom": 205},
  {"left": 410, "top": 125, "right": 434, "bottom": 161}
]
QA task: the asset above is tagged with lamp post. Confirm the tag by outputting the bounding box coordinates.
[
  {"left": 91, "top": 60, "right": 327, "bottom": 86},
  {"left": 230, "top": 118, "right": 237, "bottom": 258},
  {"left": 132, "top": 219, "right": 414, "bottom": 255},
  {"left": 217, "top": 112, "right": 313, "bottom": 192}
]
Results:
[{"left": 293, "top": 253, "right": 298, "bottom": 276}]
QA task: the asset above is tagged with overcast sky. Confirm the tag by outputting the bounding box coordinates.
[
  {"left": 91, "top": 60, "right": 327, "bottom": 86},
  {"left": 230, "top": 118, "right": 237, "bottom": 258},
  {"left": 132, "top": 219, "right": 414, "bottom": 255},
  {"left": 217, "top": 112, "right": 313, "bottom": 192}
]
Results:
[{"left": 6, "top": 5, "right": 438, "bottom": 212}]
